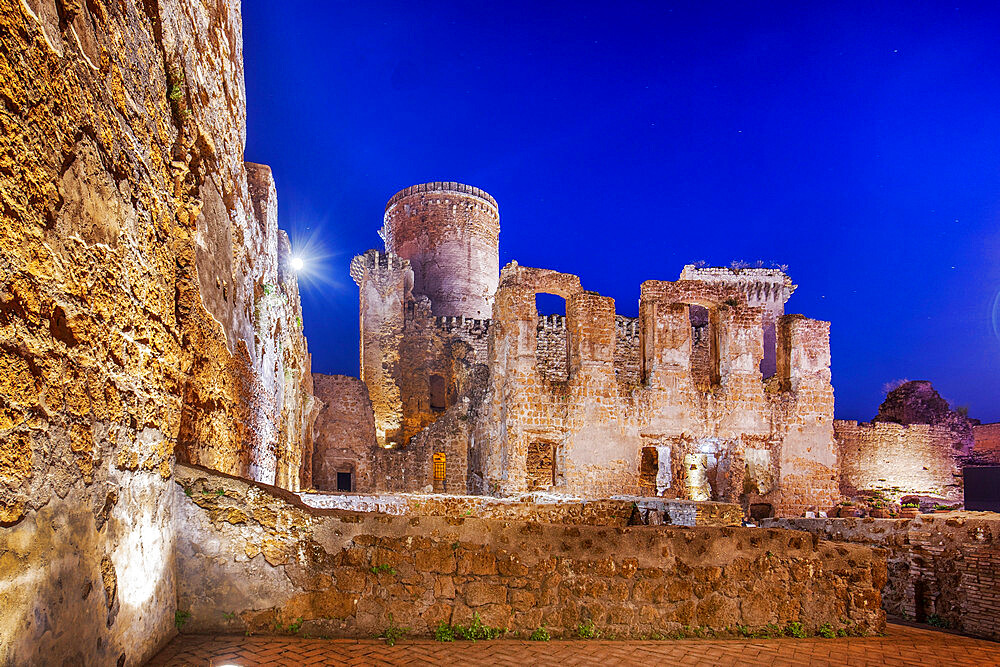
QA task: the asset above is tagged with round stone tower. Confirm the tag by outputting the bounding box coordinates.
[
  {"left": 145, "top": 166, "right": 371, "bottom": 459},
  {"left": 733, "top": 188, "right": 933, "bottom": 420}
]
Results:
[{"left": 381, "top": 182, "right": 500, "bottom": 318}]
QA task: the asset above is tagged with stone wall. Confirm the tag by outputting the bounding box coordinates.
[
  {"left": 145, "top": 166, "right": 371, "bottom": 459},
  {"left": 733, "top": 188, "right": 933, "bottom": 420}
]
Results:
[
  {"left": 174, "top": 464, "right": 885, "bottom": 639},
  {"left": 311, "top": 374, "right": 376, "bottom": 492},
  {"left": 536, "top": 315, "right": 569, "bottom": 382},
  {"left": 614, "top": 316, "right": 642, "bottom": 388},
  {"left": 765, "top": 514, "right": 1000, "bottom": 641},
  {"left": 299, "top": 492, "right": 742, "bottom": 528},
  {"left": 835, "top": 420, "right": 965, "bottom": 502},
  {"left": 0, "top": 1, "right": 311, "bottom": 664},
  {"left": 973, "top": 423, "right": 1000, "bottom": 463}
]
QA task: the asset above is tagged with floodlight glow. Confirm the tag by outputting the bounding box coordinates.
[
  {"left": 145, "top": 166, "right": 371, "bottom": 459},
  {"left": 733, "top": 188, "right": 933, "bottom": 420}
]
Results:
[{"left": 290, "top": 256, "right": 304, "bottom": 271}]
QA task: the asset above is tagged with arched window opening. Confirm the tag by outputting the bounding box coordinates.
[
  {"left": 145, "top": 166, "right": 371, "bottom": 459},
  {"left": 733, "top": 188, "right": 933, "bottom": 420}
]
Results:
[{"left": 429, "top": 374, "right": 447, "bottom": 411}]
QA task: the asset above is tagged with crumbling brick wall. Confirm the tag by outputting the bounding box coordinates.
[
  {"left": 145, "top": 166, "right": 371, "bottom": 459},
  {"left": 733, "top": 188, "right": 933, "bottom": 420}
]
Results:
[
  {"left": 174, "top": 464, "right": 886, "bottom": 640},
  {"left": 765, "top": 514, "right": 1000, "bottom": 641},
  {"left": 535, "top": 315, "right": 569, "bottom": 382},
  {"left": 973, "top": 423, "right": 1000, "bottom": 464},
  {"left": 614, "top": 316, "right": 641, "bottom": 388}
]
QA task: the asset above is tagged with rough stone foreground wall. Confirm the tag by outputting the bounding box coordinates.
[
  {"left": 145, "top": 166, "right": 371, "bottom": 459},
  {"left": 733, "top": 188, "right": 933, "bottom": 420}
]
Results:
[
  {"left": 765, "top": 514, "right": 1000, "bottom": 641},
  {"left": 311, "top": 374, "right": 376, "bottom": 491},
  {"left": 835, "top": 420, "right": 965, "bottom": 501},
  {"left": 174, "top": 464, "right": 885, "bottom": 639},
  {"left": 0, "top": 0, "right": 311, "bottom": 664},
  {"left": 299, "top": 492, "right": 742, "bottom": 528},
  {"left": 973, "top": 423, "right": 1000, "bottom": 463}
]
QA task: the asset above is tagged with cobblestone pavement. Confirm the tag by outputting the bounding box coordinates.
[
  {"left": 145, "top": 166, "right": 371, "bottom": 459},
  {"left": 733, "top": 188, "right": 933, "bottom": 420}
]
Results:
[{"left": 147, "top": 622, "right": 1000, "bottom": 666}]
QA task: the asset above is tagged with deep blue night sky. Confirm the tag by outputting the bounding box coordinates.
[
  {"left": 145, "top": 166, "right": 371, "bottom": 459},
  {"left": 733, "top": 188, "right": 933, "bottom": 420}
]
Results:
[{"left": 241, "top": 1, "right": 1000, "bottom": 423}]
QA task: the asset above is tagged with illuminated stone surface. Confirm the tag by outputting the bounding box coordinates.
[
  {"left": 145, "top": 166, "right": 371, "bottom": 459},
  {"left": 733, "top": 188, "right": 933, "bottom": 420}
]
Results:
[
  {"left": 171, "top": 464, "right": 885, "bottom": 639},
  {"left": 0, "top": 0, "right": 314, "bottom": 664}
]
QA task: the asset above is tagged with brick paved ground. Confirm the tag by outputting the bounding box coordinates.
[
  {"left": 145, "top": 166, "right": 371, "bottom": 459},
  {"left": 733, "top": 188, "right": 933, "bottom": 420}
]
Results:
[{"left": 148, "top": 622, "right": 1000, "bottom": 666}]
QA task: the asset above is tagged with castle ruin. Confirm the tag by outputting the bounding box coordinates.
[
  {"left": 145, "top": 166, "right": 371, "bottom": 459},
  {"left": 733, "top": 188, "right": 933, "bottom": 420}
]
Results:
[{"left": 314, "top": 182, "right": 840, "bottom": 517}]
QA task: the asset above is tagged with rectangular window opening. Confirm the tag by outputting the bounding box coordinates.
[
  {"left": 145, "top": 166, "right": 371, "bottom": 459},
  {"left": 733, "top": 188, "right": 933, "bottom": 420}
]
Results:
[
  {"left": 336, "top": 471, "right": 352, "bottom": 492},
  {"left": 430, "top": 374, "right": 447, "bottom": 411},
  {"left": 526, "top": 442, "right": 556, "bottom": 491},
  {"left": 639, "top": 447, "right": 658, "bottom": 493}
]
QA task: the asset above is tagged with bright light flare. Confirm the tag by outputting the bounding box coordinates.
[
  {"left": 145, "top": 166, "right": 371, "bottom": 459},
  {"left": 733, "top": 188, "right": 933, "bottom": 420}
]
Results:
[{"left": 290, "top": 256, "right": 305, "bottom": 271}]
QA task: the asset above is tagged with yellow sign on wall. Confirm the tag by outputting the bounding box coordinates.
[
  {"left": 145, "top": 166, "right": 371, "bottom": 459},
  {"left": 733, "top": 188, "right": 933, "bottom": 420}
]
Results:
[{"left": 433, "top": 453, "right": 446, "bottom": 480}]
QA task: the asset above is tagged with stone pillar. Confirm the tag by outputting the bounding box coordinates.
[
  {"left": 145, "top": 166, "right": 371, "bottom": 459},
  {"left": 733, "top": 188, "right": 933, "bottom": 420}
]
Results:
[
  {"left": 639, "top": 288, "right": 693, "bottom": 390},
  {"left": 775, "top": 314, "right": 840, "bottom": 515},
  {"left": 351, "top": 250, "right": 412, "bottom": 448}
]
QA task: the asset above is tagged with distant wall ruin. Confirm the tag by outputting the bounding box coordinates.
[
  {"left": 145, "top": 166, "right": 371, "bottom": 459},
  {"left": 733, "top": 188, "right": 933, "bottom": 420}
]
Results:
[
  {"left": 836, "top": 421, "right": 965, "bottom": 502},
  {"left": 834, "top": 381, "right": 977, "bottom": 502}
]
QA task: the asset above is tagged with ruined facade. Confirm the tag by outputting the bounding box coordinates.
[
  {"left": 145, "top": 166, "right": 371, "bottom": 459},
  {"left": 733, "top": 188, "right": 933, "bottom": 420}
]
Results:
[{"left": 319, "top": 182, "right": 841, "bottom": 516}]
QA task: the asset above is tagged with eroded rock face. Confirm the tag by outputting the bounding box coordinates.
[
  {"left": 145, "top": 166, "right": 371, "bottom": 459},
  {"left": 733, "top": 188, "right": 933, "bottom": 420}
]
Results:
[{"left": 0, "top": 0, "right": 313, "bottom": 664}]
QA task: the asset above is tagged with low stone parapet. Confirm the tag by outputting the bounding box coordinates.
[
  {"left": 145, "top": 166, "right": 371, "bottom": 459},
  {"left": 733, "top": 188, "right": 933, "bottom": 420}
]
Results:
[
  {"left": 298, "top": 491, "right": 742, "bottom": 527},
  {"left": 176, "top": 464, "right": 885, "bottom": 639}
]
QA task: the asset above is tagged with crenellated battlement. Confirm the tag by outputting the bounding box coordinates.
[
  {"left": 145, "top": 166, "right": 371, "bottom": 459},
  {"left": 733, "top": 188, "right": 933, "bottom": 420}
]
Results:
[
  {"left": 350, "top": 249, "right": 410, "bottom": 286},
  {"left": 537, "top": 314, "right": 567, "bottom": 330},
  {"left": 615, "top": 315, "right": 639, "bottom": 338},
  {"left": 384, "top": 181, "right": 498, "bottom": 215},
  {"left": 433, "top": 315, "right": 492, "bottom": 337}
]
